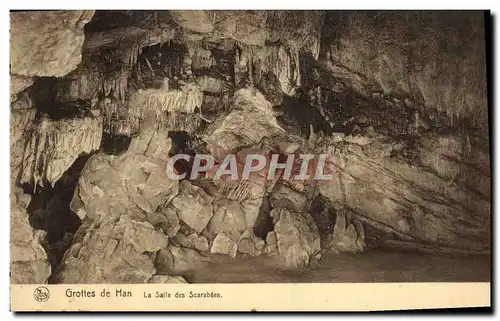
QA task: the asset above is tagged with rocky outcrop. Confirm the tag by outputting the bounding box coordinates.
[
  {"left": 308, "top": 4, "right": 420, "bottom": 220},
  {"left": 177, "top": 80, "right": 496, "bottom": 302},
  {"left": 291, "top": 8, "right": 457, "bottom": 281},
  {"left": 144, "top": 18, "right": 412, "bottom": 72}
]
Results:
[
  {"left": 264, "top": 231, "right": 279, "bottom": 255},
  {"left": 270, "top": 208, "right": 321, "bottom": 268},
  {"left": 172, "top": 233, "right": 210, "bottom": 252},
  {"left": 153, "top": 207, "right": 180, "bottom": 238},
  {"left": 170, "top": 11, "right": 215, "bottom": 34},
  {"left": 204, "top": 88, "right": 284, "bottom": 153},
  {"left": 10, "top": 76, "right": 34, "bottom": 101},
  {"left": 318, "top": 130, "right": 490, "bottom": 252},
  {"left": 10, "top": 11, "right": 94, "bottom": 77},
  {"left": 171, "top": 11, "right": 323, "bottom": 49},
  {"left": 237, "top": 229, "right": 266, "bottom": 256},
  {"left": 127, "top": 126, "right": 172, "bottom": 161},
  {"left": 269, "top": 183, "right": 308, "bottom": 212},
  {"left": 157, "top": 245, "right": 210, "bottom": 275},
  {"left": 170, "top": 181, "right": 214, "bottom": 234},
  {"left": 148, "top": 275, "right": 187, "bottom": 284},
  {"left": 121, "top": 155, "right": 178, "bottom": 213},
  {"left": 55, "top": 137, "right": 179, "bottom": 282},
  {"left": 55, "top": 218, "right": 161, "bottom": 283},
  {"left": 208, "top": 199, "right": 248, "bottom": 237},
  {"left": 207, "top": 152, "right": 269, "bottom": 237},
  {"left": 10, "top": 100, "right": 36, "bottom": 184},
  {"left": 210, "top": 232, "right": 238, "bottom": 258},
  {"left": 10, "top": 188, "right": 51, "bottom": 284},
  {"left": 10, "top": 11, "right": 96, "bottom": 284}
]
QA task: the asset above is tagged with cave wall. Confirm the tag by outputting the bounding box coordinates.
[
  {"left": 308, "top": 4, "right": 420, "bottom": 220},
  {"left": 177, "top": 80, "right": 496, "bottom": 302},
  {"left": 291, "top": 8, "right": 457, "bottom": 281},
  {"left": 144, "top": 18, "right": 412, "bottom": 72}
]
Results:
[
  {"left": 320, "top": 11, "right": 488, "bottom": 131},
  {"left": 318, "top": 131, "right": 490, "bottom": 252},
  {"left": 314, "top": 11, "right": 490, "bottom": 252},
  {"left": 10, "top": 10, "right": 95, "bottom": 284}
]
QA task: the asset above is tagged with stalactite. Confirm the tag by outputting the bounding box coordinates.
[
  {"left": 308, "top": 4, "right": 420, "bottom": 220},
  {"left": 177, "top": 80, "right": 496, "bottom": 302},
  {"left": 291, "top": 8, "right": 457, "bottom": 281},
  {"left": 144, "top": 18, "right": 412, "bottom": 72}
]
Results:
[
  {"left": 57, "top": 27, "right": 176, "bottom": 106},
  {"left": 20, "top": 116, "right": 103, "bottom": 188},
  {"left": 310, "top": 34, "right": 321, "bottom": 60},
  {"left": 195, "top": 75, "right": 226, "bottom": 93},
  {"left": 250, "top": 45, "right": 301, "bottom": 96},
  {"left": 165, "top": 112, "right": 202, "bottom": 134},
  {"left": 190, "top": 47, "right": 215, "bottom": 71},
  {"left": 234, "top": 46, "right": 249, "bottom": 88},
  {"left": 126, "top": 83, "right": 204, "bottom": 134},
  {"left": 248, "top": 52, "right": 254, "bottom": 88},
  {"left": 129, "top": 83, "right": 203, "bottom": 116}
]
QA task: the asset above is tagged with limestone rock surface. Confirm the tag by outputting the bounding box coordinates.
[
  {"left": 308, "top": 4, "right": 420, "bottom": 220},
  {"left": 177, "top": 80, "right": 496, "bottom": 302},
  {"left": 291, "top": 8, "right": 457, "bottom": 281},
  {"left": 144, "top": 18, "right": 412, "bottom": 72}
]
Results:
[
  {"left": 270, "top": 208, "right": 321, "bottom": 268},
  {"left": 10, "top": 188, "right": 51, "bottom": 284},
  {"left": 10, "top": 10, "right": 94, "bottom": 77}
]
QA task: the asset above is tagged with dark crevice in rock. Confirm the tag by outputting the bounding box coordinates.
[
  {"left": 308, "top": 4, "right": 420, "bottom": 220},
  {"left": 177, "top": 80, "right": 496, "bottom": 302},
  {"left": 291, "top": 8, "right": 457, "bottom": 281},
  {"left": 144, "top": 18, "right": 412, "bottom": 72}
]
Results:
[
  {"left": 100, "top": 133, "right": 132, "bottom": 155},
  {"left": 277, "top": 95, "right": 332, "bottom": 138},
  {"left": 31, "top": 77, "right": 57, "bottom": 117},
  {"left": 168, "top": 130, "right": 196, "bottom": 156},
  {"left": 167, "top": 130, "right": 207, "bottom": 180},
  {"left": 84, "top": 10, "right": 174, "bottom": 34},
  {"left": 309, "top": 195, "right": 336, "bottom": 239},
  {"left": 32, "top": 76, "right": 94, "bottom": 121},
  {"left": 253, "top": 196, "right": 273, "bottom": 239},
  {"left": 206, "top": 47, "right": 236, "bottom": 82},
  {"left": 131, "top": 41, "right": 187, "bottom": 90},
  {"left": 21, "top": 154, "right": 91, "bottom": 281}
]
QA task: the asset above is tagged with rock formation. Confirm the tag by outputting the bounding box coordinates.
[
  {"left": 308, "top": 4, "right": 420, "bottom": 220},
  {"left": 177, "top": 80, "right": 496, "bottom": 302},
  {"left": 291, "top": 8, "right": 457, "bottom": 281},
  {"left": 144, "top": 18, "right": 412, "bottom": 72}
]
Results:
[{"left": 9, "top": 10, "right": 490, "bottom": 284}]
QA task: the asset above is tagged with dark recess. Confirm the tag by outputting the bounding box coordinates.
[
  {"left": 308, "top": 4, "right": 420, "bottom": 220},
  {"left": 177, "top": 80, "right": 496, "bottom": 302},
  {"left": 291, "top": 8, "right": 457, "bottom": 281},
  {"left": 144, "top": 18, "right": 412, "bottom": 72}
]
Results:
[
  {"left": 32, "top": 77, "right": 93, "bottom": 121},
  {"left": 22, "top": 154, "right": 91, "bottom": 279},
  {"left": 100, "top": 133, "right": 132, "bottom": 156}
]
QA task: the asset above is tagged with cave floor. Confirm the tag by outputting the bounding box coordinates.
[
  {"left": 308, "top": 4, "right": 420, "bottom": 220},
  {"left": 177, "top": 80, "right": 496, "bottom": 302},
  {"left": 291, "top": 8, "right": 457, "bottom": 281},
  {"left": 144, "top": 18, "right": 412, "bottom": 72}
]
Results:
[{"left": 182, "top": 249, "right": 491, "bottom": 283}]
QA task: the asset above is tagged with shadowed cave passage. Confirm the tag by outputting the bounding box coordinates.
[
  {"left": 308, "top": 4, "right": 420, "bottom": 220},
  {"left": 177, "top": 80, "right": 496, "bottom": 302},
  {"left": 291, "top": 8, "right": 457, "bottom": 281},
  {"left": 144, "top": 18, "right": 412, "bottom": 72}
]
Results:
[{"left": 22, "top": 154, "right": 90, "bottom": 276}]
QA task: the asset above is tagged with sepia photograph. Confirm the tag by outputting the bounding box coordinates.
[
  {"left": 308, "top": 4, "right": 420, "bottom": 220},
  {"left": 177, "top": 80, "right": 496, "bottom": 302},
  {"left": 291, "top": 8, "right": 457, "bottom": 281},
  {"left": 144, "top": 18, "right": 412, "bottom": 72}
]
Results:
[{"left": 8, "top": 7, "right": 492, "bottom": 311}]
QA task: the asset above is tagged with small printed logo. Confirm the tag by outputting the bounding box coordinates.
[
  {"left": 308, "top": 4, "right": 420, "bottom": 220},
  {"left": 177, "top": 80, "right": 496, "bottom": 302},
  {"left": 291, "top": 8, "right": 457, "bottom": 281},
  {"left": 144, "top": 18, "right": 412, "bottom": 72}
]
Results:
[{"left": 33, "top": 286, "right": 50, "bottom": 302}]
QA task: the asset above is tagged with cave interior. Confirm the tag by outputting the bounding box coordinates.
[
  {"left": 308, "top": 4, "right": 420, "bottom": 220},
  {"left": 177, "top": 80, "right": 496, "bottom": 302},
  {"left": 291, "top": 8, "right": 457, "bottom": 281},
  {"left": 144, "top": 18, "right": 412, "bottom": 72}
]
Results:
[{"left": 9, "top": 10, "right": 491, "bottom": 284}]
